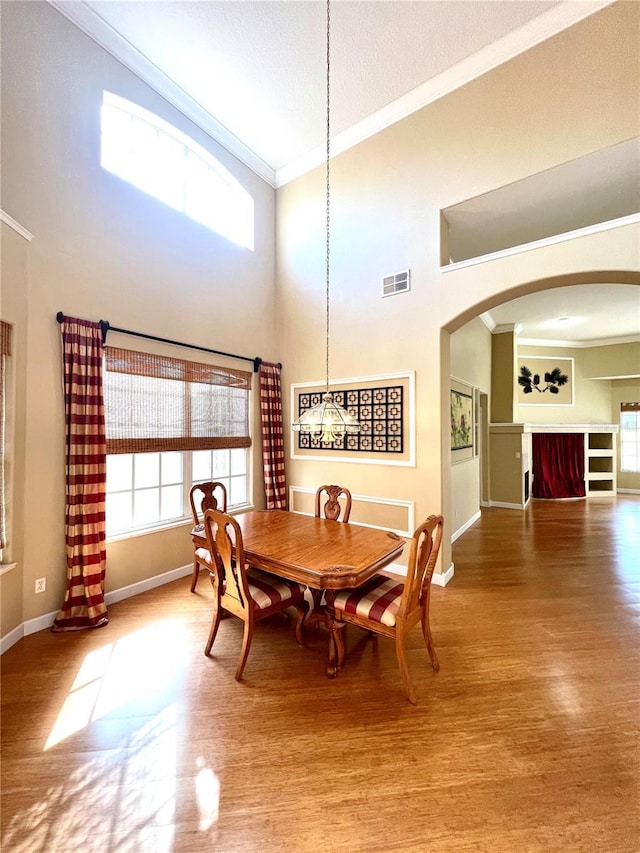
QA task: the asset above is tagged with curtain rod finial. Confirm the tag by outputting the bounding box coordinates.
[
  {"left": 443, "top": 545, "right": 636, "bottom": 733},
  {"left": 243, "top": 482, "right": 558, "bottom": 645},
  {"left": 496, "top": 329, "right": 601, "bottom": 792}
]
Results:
[{"left": 56, "top": 312, "right": 64, "bottom": 323}]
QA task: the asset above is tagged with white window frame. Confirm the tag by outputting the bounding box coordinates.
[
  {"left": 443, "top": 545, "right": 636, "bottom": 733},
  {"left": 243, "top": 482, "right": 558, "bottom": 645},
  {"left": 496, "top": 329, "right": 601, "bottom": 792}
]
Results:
[
  {"left": 620, "top": 407, "right": 640, "bottom": 473},
  {"left": 101, "top": 91, "right": 254, "bottom": 250},
  {"left": 106, "top": 447, "right": 252, "bottom": 540}
]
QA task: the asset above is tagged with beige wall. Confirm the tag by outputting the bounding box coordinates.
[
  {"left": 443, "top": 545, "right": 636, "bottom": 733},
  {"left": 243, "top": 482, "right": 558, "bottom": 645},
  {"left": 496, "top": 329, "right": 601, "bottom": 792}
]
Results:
[
  {"left": 451, "top": 317, "right": 493, "bottom": 390},
  {"left": 0, "top": 223, "right": 29, "bottom": 637},
  {"left": 582, "top": 341, "right": 640, "bottom": 379},
  {"left": 514, "top": 343, "right": 616, "bottom": 424},
  {"left": 450, "top": 317, "right": 492, "bottom": 534},
  {"left": 2, "top": 1, "right": 639, "bottom": 638},
  {"left": 489, "top": 430, "right": 529, "bottom": 506},
  {"left": 491, "top": 332, "right": 516, "bottom": 422},
  {"left": 277, "top": 1, "right": 639, "bottom": 576},
  {"left": 1, "top": 2, "right": 277, "bottom": 635}
]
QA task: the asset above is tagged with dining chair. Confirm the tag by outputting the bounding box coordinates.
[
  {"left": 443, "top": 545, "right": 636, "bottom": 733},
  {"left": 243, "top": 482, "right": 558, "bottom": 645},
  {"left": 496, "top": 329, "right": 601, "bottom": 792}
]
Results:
[
  {"left": 332, "top": 514, "right": 444, "bottom": 704},
  {"left": 189, "top": 481, "right": 228, "bottom": 592},
  {"left": 202, "top": 508, "right": 308, "bottom": 681},
  {"left": 315, "top": 484, "right": 352, "bottom": 522}
]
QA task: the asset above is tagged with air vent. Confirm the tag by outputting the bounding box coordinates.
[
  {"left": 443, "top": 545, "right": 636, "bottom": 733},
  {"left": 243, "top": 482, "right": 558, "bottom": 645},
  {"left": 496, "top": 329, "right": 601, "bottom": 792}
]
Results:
[{"left": 382, "top": 270, "right": 410, "bottom": 297}]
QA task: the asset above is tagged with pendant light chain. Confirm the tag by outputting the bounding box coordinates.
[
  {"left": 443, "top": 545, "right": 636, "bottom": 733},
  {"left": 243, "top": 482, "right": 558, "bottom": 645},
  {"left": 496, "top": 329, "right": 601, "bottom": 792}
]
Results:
[
  {"left": 290, "top": 0, "right": 360, "bottom": 442},
  {"left": 325, "top": 0, "right": 331, "bottom": 394}
]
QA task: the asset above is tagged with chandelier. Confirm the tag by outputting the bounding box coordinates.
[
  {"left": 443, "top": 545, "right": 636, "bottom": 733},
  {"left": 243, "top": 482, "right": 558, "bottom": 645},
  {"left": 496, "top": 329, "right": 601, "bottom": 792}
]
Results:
[{"left": 292, "top": 0, "right": 361, "bottom": 446}]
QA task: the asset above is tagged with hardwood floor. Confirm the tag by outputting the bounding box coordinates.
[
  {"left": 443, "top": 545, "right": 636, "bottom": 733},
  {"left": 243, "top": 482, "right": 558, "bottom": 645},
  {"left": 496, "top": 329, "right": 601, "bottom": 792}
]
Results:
[{"left": 2, "top": 496, "right": 638, "bottom": 852}]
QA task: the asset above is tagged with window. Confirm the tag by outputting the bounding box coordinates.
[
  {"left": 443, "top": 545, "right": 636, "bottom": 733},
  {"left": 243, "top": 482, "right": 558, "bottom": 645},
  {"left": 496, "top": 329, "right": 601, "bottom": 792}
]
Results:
[
  {"left": 101, "top": 91, "right": 254, "bottom": 250},
  {"left": 104, "top": 348, "right": 252, "bottom": 537},
  {"left": 620, "top": 402, "right": 640, "bottom": 473}
]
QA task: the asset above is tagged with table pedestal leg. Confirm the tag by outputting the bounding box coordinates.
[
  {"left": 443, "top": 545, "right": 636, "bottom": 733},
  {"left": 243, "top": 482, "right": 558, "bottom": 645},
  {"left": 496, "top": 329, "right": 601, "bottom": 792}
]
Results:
[
  {"left": 324, "top": 591, "right": 345, "bottom": 678},
  {"left": 304, "top": 589, "right": 345, "bottom": 678}
]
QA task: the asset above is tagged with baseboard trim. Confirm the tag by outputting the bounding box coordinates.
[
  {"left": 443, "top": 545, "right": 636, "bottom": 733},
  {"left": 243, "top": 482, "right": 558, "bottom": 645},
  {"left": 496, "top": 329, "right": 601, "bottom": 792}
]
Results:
[
  {"left": 0, "top": 624, "right": 24, "bottom": 656},
  {"left": 432, "top": 563, "right": 455, "bottom": 587},
  {"left": 452, "top": 511, "right": 481, "bottom": 543},
  {"left": 386, "top": 561, "right": 454, "bottom": 587},
  {"left": 489, "top": 500, "right": 526, "bottom": 510},
  {"left": 105, "top": 563, "right": 192, "bottom": 605},
  {"left": 617, "top": 488, "right": 640, "bottom": 495},
  {"left": 1, "top": 563, "right": 192, "bottom": 654}
]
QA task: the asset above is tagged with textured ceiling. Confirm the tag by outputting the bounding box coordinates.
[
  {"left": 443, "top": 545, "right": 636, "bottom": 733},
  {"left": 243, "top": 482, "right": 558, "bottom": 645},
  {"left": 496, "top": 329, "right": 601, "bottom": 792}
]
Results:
[
  {"left": 51, "top": 0, "right": 610, "bottom": 184},
  {"left": 485, "top": 284, "right": 640, "bottom": 348}
]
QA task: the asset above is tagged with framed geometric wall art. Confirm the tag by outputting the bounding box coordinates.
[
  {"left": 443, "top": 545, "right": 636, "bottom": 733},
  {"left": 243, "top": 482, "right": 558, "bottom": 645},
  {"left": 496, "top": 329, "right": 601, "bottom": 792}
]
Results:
[
  {"left": 517, "top": 356, "right": 574, "bottom": 406},
  {"left": 290, "top": 372, "right": 415, "bottom": 466}
]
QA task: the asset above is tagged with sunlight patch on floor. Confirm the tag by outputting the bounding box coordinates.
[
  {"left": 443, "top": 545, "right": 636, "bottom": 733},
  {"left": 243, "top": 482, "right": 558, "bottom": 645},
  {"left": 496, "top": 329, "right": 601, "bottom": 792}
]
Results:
[
  {"left": 195, "top": 756, "right": 221, "bottom": 830},
  {"left": 45, "top": 620, "right": 188, "bottom": 751},
  {"left": 5, "top": 703, "right": 180, "bottom": 851},
  {"left": 4, "top": 619, "right": 213, "bottom": 850}
]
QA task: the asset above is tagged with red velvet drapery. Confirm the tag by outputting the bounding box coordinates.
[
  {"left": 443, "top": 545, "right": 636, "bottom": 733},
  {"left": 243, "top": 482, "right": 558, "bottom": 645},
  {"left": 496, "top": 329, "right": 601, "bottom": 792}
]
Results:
[{"left": 532, "top": 433, "right": 586, "bottom": 499}]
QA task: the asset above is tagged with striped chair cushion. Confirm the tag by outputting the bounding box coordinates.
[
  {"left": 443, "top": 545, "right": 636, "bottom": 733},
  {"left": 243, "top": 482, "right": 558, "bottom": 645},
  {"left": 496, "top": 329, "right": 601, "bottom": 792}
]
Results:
[
  {"left": 195, "top": 547, "right": 214, "bottom": 566},
  {"left": 333, "top": 574, "right": 404, "bottom": 628},
  {"left": 246, "top": 569, "right": 305, "bottom": 611},
  {"left": 195, "top": 552, "right": 302, "bottom": 611}
]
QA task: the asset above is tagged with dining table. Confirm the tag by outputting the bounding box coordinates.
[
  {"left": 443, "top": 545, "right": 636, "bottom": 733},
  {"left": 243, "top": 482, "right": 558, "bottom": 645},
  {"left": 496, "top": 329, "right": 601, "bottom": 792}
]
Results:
[{"left": 191, "top": 508, "right": 405, "bottom": 676}]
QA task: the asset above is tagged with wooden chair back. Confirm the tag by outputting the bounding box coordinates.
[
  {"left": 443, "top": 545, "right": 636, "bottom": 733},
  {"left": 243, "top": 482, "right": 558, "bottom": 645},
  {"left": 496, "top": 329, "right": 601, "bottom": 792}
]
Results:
[
  {"left": 189, "top": 481, "right": 228, "bottom": 525},
  {"left": 332, "top": 513, "right": 444, "bottom": 703},
  {"left": 202, "top": 507, "right": 307, "bottom": 680},
  {"left": 189, "top": 481, "right": 228, "bottom": 592},
  {"left": 315, "top": 484, "right": 352, "bottom": 522},
  {"left": 202, "top": 508, "right": 250, "bottom": 619},
  {"left": 398, "top": 514, "right": 443, "bottom": 634}
]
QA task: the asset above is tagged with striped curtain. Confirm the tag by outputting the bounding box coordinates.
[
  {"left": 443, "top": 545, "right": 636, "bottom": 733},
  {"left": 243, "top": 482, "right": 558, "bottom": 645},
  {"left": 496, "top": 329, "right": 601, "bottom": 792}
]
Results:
[
  {"left": 0, "top": 321, "right": 11, "bottom": 550},
  {"left": 259, "top": 362, "right": 287, "bottom": 509},
  {"left": 52, "top": 317, "right": 108, "bottom": 631}
]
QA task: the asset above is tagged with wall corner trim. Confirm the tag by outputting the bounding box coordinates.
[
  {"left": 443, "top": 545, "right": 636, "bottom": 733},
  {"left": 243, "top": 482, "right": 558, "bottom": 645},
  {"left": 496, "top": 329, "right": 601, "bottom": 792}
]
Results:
[
  {"left": 1, "top": 210, "right": 34, "bottom": 242},
  {"left": 432, "top": 563, "right": 455, "bottom": 587}
]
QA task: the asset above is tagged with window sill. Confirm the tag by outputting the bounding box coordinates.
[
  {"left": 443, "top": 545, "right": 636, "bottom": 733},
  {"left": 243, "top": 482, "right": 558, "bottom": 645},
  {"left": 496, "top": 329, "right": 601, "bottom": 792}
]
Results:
[
  {"left": 0, "top": 562, "right": 17, "bottom": 576},
  {"left": 106, "top": 504, "right": 256, "bottom": 544}
]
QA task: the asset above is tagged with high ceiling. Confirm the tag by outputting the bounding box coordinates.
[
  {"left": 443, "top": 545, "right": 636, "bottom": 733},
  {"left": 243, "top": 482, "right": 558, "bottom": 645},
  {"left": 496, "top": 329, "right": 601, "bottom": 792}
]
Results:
[
  {"left": 48, "top": 0, "right": 638, "bottom": 347},
  {"left": 51, "top": 0, "right": 612, "bottom": 186}
]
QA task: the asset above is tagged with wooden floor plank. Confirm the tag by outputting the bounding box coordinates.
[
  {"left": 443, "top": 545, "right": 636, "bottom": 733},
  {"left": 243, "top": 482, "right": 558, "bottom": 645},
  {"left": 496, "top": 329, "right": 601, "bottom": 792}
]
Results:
[{"left": 2, "top": 496, "right": 639, "bottom": 852}]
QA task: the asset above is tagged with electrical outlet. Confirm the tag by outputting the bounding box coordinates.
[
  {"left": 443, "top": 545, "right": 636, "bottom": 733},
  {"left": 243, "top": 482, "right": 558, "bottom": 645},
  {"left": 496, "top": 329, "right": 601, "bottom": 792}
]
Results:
[{"left": 35, "top": 577, "right": 46, "bottom": 594}]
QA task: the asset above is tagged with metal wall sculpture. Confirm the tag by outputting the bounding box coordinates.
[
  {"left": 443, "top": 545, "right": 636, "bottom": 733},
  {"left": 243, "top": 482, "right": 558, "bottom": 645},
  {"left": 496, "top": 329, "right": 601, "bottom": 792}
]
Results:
[{"left": 297, "top": 385, "right": 404, "bottom": 452}]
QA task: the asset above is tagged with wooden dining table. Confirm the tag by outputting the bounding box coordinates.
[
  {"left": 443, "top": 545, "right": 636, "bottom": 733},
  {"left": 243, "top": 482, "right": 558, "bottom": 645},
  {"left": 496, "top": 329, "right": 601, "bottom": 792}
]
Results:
[{"left": 191, "top": 509, "right": 405, "bottom": 676}]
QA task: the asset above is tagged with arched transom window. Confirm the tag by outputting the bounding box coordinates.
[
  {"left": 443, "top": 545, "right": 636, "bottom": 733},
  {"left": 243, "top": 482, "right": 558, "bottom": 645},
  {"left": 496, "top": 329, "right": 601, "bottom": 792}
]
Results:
[{"left": 101, "top": 91, "right": 254, "bottom": 250}]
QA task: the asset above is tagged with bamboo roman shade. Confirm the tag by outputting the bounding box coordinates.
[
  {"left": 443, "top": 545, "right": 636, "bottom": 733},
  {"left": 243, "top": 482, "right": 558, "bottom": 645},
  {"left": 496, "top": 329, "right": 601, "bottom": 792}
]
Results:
[
  {"left": 621, "top": 402, "right": 640, "bottom": 411},
  {"left": 104, "top": 347, "right": 252, "bottom": 454},
  {"left": 0, "top": 321, "right": 11, "bottom": 357}
]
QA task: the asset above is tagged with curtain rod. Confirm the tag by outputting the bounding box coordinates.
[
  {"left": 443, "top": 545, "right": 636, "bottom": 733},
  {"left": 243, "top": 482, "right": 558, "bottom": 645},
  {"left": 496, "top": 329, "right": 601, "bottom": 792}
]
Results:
[{"left": 55, "top": 312, "right": 281, "bottom": 373}]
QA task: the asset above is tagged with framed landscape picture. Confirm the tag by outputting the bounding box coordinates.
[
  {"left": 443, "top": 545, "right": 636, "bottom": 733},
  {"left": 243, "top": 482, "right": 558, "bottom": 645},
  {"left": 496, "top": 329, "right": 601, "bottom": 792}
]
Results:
[{"left": 450, "top": 389, "right": 473, "bottom": 451}]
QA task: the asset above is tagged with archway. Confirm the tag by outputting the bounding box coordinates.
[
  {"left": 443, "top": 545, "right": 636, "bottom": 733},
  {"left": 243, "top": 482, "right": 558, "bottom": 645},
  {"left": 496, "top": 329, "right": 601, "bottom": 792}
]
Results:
[{"left": 440, "top": 272, "right": 640, "bottom": 580}]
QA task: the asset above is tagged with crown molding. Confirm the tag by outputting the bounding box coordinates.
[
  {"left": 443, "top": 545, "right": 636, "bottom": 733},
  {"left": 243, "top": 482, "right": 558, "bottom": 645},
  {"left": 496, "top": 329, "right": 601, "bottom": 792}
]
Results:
[
  {"left": 479, "top": 312, "right": 496, "bottom": 332},
  {"left": 276, "top": 0, "right": 616, "bottom": 186},
  {"left": 46, "top": 0, "right": 614, "bottom": 189},
  {"left": 518, "top": 334, "right": 640, "bottom": 349},
  {"left": 47, "top": 0, "right": 277, "bottom": 187},
  {"left": 494, "top": 322, "right": 523, "bottom": 336}
]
